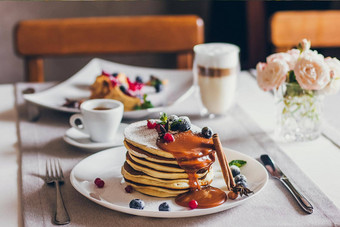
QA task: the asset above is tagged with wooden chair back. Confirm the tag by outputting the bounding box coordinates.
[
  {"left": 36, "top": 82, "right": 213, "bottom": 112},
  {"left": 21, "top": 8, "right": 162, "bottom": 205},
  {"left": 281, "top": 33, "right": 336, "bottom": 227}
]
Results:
[
  {"left": 271, "top": 10, "right": 340, "bottom": 52},
  {"left": 16, "top": 15, "right": 204, "bottom": 82}
]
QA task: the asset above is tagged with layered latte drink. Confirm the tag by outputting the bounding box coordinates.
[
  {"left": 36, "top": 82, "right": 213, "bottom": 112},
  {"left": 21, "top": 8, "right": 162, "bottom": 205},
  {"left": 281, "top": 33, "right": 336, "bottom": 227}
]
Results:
[{"left": 194, "top": 43, "right": 240, "bottom": 115}]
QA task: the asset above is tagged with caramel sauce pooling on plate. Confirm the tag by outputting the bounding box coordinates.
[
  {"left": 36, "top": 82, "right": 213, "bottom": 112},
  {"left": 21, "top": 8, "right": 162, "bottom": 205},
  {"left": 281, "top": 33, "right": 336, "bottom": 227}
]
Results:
[{"left": 157, "top": 131, "right": 227, "bottom": 208}]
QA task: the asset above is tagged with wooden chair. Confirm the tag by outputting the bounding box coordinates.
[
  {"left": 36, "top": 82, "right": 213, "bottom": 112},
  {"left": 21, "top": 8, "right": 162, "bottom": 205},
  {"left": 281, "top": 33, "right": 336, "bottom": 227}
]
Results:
[
  {"left": 15, "top": 15, "right": 204, "bottom": 82},
  {"left": 271, "top": 10, "right": 340, "bottom": 52}
]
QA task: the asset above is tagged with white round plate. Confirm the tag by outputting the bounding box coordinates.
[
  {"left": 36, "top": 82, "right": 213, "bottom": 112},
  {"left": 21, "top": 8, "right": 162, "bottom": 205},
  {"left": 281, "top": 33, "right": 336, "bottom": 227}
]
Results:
[
  {"left": 63, "top": 123, "right": 128, "bottom": 150},
  {"left": 23, "top": 58, "right": 194, "bottom": 119},
  {"left": 70, "top": 146, "right": 268, "bottom": 218}
]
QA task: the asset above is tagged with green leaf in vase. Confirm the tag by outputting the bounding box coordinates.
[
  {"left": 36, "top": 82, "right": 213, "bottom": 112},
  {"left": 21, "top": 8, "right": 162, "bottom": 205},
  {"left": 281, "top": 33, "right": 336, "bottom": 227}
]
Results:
[{"left": 287, "top": 70, "right": 298, "bottom": 83}]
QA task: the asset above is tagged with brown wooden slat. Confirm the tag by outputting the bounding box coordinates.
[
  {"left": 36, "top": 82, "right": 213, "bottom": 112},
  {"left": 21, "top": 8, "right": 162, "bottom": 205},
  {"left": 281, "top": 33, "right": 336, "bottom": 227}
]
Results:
[
  {"left": 271, "top": 10, "right": 340, "bottom": 51},
  {"left": 16, "top": 15, "right": 204, "bottom": 55},
  {"left": 26, "top": 57, "right": 44, "bottom": 82},
  {"left": 16, "top": 15, "right": 204, "bottom": 82},
  {"left": 176, "top": 52, "right": 193, "bottom": 69}
]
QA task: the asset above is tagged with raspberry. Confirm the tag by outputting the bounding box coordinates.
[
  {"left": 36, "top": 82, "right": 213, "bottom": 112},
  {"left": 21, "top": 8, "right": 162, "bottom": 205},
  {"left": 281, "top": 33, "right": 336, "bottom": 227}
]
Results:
[
  {"left": 125, "top": 185, "right": 133, "bottom": 193},
  {"left": 188, "top": 200, "right": 198, "bottom": 209},
  {"left": 109, "top": 77, "right": 119, "bottom": 87},
  {"left": 127, "top": 78, "right": 144, "bottom": 91},
  {"left": 94, "top": 178, "right": 105, "bottom": 188},
  {"left": 164, "top": 133, "right": 174, "bottom": 143},
  {"left": 101, "top": 70, "right": 111, "bottom": 77},
  {"left": 147, "top": 120, "right": 157, "bottom": 129}
]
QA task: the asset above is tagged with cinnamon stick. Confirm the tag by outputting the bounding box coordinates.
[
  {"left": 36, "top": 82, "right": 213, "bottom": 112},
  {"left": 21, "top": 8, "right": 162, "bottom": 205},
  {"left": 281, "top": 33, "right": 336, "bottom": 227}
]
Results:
[{"left": 212, "top": 133, "right": 235, "bottom": 190}]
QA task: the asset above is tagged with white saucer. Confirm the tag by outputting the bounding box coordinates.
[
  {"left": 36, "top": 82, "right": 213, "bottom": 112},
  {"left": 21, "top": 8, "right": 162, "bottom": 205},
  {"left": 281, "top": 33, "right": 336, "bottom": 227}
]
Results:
[{"left": 63, "top": 123, "right": 128, "bottom": 150}]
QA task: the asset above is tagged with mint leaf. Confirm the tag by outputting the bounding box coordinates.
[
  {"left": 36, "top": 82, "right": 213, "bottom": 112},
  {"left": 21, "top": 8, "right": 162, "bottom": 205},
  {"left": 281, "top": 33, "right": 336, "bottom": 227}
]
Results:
[
  {"left": 159, "top": 112, "right": 167, "bottom": 124},
  {"left": 229, "top": 160, "right": 247, "bottom": 168},
  {"left": 135, "top": 94, "right": 154, "bottom": 110}
]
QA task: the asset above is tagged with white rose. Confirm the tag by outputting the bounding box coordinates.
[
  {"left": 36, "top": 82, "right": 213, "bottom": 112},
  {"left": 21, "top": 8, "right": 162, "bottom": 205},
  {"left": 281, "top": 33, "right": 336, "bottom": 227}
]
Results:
[
  {"left": 320, "top": 57, "right": 340, "bottom": 95},
  {"left": 256, "top": 59, "right": 289, "bottom": 91},
  {"left": 294, "top": 50, "right": 330, "bottom": 90},
  {"left": 267, "top": 50, "right": 299, "bottom": 70},
  {"left": 286, "top": 48, "right": 300, "bottom": 69},
  {"left": 301, "top": 39, "right": 311, "bottom": 52}
]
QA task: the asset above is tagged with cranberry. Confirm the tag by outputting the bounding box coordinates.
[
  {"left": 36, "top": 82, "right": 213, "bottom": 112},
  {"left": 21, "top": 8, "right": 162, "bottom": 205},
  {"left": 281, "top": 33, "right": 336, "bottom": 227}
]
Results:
[
  {"left": 94, "top": 178, "right": 101, "bottom": 184},
  {"left": 188, "top": 200, "right": 198, "bottom": 209},
  {"left": 147, "top": 120, "right": 157, "bottom": 129},
  {"left": 164, "top": 133, "right": 174, "bottom": 143},
  {"left": 94, "top": 178, "right": 105, "bottom": 188},
  {"left": 125, "top": 185, "right": 133, "bottom": 193}
]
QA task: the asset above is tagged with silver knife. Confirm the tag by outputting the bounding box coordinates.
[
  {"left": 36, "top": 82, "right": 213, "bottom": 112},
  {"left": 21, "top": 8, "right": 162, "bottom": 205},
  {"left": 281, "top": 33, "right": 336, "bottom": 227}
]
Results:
[{"left": 260, "top": 154, "right": 314, "bottom": 214}]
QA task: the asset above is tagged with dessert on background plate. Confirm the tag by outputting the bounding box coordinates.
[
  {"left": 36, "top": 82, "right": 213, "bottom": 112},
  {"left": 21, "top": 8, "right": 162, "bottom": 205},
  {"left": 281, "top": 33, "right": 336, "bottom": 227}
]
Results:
[
  {"left": 121, "top": 113, "right": 252, "bottom": 209},
  {"left": 64, "top": 70, "right": 167, "bottom": 112},
  {"left": 23, "top": 59, "right": 194, "bottom": 120}
]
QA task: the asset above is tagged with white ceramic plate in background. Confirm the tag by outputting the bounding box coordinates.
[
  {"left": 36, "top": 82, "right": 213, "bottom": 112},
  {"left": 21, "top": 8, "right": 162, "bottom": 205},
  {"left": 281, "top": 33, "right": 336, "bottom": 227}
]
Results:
[
  {"left": 23, "top": 58, "right": 194, "bottom": 119},
  {"left": 70, "top": 146, "right": 268, "bottom": 218}
]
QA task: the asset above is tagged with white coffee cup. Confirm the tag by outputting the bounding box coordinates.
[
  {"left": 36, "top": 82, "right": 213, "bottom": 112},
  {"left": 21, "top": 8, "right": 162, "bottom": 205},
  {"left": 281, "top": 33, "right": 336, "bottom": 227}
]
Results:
[
  {"left": 69, "top": 99, "right": 124, "bottom": 142},
  {"left": 193, "top": 43, "right": 240, "bottom": 116}
]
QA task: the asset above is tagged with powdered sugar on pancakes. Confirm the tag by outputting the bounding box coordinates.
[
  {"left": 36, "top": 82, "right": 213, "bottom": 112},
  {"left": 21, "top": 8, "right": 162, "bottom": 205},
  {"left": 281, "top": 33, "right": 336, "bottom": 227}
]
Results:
[
  {"left": 124, "top": 120, "right": 159, "bottom": 150},
  {"left": 124, "top": 120, "right": 201, "bottom": 151}
]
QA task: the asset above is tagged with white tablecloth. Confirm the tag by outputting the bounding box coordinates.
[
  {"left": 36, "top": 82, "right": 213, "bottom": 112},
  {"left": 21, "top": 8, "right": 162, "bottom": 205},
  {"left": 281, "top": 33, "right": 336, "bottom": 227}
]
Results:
[{"left": 1, "top": 71, "right": 340, "bottom": 226}]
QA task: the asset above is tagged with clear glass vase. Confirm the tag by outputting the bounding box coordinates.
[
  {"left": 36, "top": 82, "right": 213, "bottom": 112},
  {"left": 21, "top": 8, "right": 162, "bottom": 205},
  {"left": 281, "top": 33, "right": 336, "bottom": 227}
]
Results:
[{"left": 274, "top": 82, "right": 323, "bottom": 142}]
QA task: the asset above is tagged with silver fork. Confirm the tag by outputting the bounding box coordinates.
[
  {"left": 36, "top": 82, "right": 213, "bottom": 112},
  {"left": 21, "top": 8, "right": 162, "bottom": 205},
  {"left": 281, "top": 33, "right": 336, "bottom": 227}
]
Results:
[{"left": 45, "top": 159, "right": 70, "bottom": 225}]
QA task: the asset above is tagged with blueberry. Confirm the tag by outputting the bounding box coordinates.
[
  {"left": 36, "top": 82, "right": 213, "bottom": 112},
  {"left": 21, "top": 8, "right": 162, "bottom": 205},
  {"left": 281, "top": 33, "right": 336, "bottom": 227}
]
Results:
[
  {"left": 129, "top": 199, "right": 145, "bottom": 210},
  {"left": 234, "top": 174, "right": 247, "bottom": 183},
  {"left": 136, "top": 76, "right": 143, "bottom": 83},
  {"left": 230, "top": 165, "right": 241, "bottom": 177},
  {"left": 170, "top": 121, "right": 180, "bottom": 131},
  {"left": 112, "top": 72, "right": 119, "bottom": 77},
  {"left": 168, "top": 115, "right": 179, "bottom": 123},
  {"left": 155, "top": 83, "right": 163, "bottom": 93},
  {"left": 158, "top": 202, "right": 171, "bottom": 211},
  {"left": 178, "top": 116, "right": 191, "bottom": 132},
  {"left": 120, "top": 85, "right": 127, "bottom": 93},
  {"left": 236, "top": 180, "right": 248, "bottom": 188},
  {"left": 201, "top": 127, "right": 213, "bottom": 138}
]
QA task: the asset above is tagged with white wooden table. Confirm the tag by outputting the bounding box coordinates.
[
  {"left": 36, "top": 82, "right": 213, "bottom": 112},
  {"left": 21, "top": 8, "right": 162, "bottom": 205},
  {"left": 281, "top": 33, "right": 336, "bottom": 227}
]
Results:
[{"left": 1, "top": 71, "right": 340, "bottom": 226}]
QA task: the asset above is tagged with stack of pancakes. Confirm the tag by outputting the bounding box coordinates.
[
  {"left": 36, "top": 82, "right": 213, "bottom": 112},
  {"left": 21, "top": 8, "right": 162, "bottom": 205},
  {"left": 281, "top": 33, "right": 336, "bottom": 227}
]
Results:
[{"left": 121, "top": 121, "right": 214, "bottom": 197}]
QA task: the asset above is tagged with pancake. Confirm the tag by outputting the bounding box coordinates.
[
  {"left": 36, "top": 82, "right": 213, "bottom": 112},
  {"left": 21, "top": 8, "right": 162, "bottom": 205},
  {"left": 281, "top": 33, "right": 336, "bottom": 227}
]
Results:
[
  {"left": 128, "top": 151, "right": 184, "bottom": 173},
  {"left": 122, "top": 120, "right": 216, "bottom": 198},
  {"left": 124, "top": 140, "right": 178, "bottom": 165},
  {"left": 122, "top": 162, "right": 213, "bottom": 190},
  {"left": 124, "top": 179, "right": 188, "bottom": 197},
  {"left": 124, "top": 120, "right": 201, "bottom": 159},
  {"left": 125, "top": 152, "right": 209, "bottom": 179}
]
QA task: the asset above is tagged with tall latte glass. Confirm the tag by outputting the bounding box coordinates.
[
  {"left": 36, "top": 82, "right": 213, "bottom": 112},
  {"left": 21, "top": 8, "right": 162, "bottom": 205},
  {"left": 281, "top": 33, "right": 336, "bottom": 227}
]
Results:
[{"left": 193, "top": 43, "right": 240, "bottom": 116}]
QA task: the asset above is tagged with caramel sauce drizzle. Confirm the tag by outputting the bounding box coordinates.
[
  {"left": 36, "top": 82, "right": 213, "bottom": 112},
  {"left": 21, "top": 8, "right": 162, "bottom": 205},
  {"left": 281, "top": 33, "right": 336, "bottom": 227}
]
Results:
[{"left": 157, "top": 130, "right": 227, "bottom": 208}]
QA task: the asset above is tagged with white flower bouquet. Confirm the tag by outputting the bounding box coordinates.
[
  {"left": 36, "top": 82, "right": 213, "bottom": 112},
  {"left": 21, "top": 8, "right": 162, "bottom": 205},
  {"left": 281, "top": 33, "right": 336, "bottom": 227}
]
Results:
[
  {"left": 256, "top": 39, "right": 340, "bottom": 141},
  {"left": 256, "top": 39, "right": 340, "bottom": 93}
]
